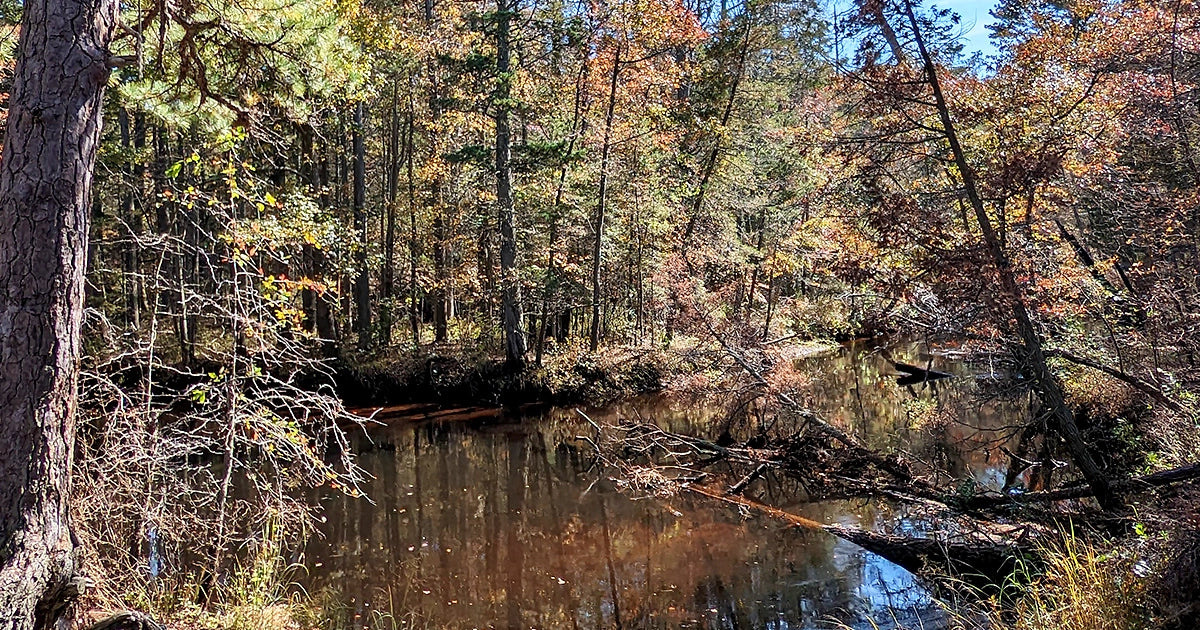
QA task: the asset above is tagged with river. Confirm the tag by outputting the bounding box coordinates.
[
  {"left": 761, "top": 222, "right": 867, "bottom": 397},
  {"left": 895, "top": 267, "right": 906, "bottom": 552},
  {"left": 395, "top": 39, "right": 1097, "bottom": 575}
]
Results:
[{"left": 302, "top": 339, "right": 1031, "bottom": 629}]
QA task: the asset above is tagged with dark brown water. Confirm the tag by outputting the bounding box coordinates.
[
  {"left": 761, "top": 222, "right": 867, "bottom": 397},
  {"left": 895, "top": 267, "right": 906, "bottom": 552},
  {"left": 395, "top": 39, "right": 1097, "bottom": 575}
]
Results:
[{"left": 302, "top": 340, "right": 1030, "bottom": 629}]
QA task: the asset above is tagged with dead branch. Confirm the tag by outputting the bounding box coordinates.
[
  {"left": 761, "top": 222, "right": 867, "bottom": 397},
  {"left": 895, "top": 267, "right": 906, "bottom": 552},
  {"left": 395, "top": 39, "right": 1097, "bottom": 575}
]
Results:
[
  {"left": 965, "top": 461, "right": 1200, "bottom": 508},
  {"left": 1046, "top": 348, "right": 1186, "bottom": 413}
]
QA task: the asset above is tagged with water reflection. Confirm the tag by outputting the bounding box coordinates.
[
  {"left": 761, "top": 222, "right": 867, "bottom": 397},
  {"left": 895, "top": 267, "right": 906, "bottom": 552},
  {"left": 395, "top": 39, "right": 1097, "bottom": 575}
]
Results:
[
  {"left": 793, "top": 339, "right": 1031, "bottom": 490},
  {"left": 303, "top": 340, "right": 1029, "bottom": 629}
]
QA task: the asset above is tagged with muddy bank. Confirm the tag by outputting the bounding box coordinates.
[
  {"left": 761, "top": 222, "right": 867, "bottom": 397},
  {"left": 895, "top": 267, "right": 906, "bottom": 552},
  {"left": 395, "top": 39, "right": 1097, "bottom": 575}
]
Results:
[{"left": 329, "top": 347, "right": 667, "bottom": 408}]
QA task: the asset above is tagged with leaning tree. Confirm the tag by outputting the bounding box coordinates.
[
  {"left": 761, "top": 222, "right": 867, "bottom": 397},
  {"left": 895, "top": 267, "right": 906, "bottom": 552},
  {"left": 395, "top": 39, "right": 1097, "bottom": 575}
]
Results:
[{"left": 0, "top": 1, "right": 119, "bottom": 628}]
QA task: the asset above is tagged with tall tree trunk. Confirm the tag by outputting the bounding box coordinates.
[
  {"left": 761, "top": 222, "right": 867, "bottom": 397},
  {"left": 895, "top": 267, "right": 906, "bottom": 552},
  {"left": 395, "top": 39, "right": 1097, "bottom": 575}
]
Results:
[
  {"left": 381, "top": 81, "right": 401, "bottom": 347},
  {"left": 299, "top": 123, "right": 318, "bottom": 333},
  {"left": 117, "top": 108, "right": 143, "bottom": 330},
  {"left": 591, "top": 44, "right": 622, "bottom": 352},
  {"left": 353, "top": 102, "right": 371, "bottom": 349},
  {"left": 427, "top": 66, "right": 450, "bottom": 344},
  {"left": 180, "top": 139, "right": 199, "bottom": 365},
  {"left": 865, "top": 0, "right": 907, "bottom": 63},
  {"left": 901, "top": 0, "right": 1119, "bottom": 510},
  {"left": 432, "top": 213, "right": 449, "bottom": 343},
  {"left": 0, "top": 1, "right": 118, "bottom": 627},
  {"left": 314, "top": 131, "right": 338, "bottom": 355},
  {"left": 405, "top": 84, "right": 421, "bottom": 345},
  {"left": 496, "top": 0, "right": 527, "bottom": 368},
  {"left": 536, "top": 57, "right": 589, "bottom": 365}
]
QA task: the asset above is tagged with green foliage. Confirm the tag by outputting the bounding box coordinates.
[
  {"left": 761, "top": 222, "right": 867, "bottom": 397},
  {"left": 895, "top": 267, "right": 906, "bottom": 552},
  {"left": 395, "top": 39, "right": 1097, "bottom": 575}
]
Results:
[{"left": 113, "top": 0, "right": 367, "bottom": 130}]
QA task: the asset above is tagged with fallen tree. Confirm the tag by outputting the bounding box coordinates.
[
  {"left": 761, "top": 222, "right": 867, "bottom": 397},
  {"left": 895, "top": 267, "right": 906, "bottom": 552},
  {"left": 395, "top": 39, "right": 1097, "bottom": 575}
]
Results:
[
  {"left": 685, "top": 483, "right": 1039, "bottom": 585},
  {"left": 964, "top": 462, "right": 1200, "bottom": 509},
  {"left": 576, "top": 406, "right": 1200, "bottom": 590}
]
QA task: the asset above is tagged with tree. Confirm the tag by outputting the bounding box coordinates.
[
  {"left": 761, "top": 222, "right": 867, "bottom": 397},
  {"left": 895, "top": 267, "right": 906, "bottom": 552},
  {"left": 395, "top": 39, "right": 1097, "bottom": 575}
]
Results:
[
  {"left": 585, "top": 0, "right": 704, "bottom": 351},
  {"left": 834, "top": 0, "right": 1121, "bottom": 509},
  {"left": 897, "top": 0, "right": 1117, "bottom": 509},
  {"left": 496, "top": 0, "right": 529, "bottom": 367},
  {"left": 0, "top": 0, "right": 119, "bottom": 627},
  {"left": 353, "top": 101, "right": 372, "bottom": 349}
]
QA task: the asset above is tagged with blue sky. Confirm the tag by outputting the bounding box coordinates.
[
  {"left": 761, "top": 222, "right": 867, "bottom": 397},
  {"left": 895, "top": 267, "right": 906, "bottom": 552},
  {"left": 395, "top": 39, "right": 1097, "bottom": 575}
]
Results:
[
  {"left": 939, "top": 0, "right": 1000, "bottom": 56},
  {"left": 828, "top": 0, "right": 1002, "bottom": 59}
]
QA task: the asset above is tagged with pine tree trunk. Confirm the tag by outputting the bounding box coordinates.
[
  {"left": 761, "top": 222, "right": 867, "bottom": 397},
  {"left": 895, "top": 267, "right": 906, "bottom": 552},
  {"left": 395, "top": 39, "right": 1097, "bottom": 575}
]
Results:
[
  {"left": 428, "top": 65, "right": 449, "bottom": 344},
  {"left": 496, "top": 0, "right": 527, "bottom": 368},
  {"left": 0, "top": 1, "right": 118, "bottom": 627},
  {"left": 405, "top": 86, "right": 421, "bottom": 345},
  {"left": 380, "top": 81, "right": 401, "bottom": 347}
]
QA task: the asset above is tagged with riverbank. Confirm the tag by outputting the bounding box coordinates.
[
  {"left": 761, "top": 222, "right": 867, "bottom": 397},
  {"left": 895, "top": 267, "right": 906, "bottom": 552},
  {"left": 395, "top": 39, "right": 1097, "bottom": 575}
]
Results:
[
  {"left": 329, "top": 338, "right": 843, "bottom": 409},
  {"left": 331, "top": 346, "right": 667, "bottom": 408}
]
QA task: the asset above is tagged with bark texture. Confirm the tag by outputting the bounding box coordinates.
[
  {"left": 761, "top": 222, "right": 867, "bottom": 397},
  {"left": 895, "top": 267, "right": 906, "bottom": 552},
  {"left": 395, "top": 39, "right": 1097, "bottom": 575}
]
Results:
[
  {"left": 353, "top": 101, "right": 371, "bottom": 349},
  {"left": 0, "top": 1, "right": 117, "bottom": 628}
]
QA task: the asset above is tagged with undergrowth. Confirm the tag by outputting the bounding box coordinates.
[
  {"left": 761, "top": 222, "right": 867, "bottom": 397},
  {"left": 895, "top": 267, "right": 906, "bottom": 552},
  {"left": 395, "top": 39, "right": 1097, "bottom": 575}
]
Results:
[
  {"left": 97, "top": 515, "right": 312, "bottom": 630},
  {"left": 936, "top": 524, "right": 1200, "bottom": 630},
  {"left": 998, "top": 530, "right": 1152, "bottom": 630}
]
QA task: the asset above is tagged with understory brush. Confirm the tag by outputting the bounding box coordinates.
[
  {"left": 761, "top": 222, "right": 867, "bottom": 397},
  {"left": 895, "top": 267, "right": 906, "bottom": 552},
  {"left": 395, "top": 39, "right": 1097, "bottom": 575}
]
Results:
[
  {"left": 84, "top": 516, "right": 312, "bottom": 630},
  {"left": 953, "top": 520, "right": 1200, "bottom": 630},
  {"left": 997, "top": 531, "right": 1151, "bottom": 630}
]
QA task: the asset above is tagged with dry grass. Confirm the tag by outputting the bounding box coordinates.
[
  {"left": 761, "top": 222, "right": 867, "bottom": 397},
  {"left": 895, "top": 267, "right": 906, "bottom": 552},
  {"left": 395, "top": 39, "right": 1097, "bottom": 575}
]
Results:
[
  {"left": 941, "top": 527, "right": 1154, "bottom": 630},
  {"left": 1008, "top": 535, "right": 1150, "bottom": 630}
]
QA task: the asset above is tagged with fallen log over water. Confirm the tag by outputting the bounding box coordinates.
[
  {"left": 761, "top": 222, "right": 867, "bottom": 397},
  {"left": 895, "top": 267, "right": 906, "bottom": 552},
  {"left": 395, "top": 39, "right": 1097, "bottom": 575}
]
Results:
[
  {"left": 830, "top": 526, "right": 1028, "bottom": 584},
  {"left": 686, "top": 484, "right": 1036, "bottom": 585}
]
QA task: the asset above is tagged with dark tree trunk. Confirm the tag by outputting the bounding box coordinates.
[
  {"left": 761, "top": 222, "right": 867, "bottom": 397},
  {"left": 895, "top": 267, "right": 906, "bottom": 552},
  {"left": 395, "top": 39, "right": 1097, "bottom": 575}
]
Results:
[
  {"left": 117, "top": 109, "right": 143, "bottom": 331},
  {"left": 496, "top": 0, "right": 527, "bottom": 368},
  {"left": 380, "top": 81, "right": 401, "bottom": 346},
  {"left": 427, "top": 61, "right": 449, "bottom": 344},
  {"left": 405, "top": 85, "right": 421, "bottom": 345},
  {"left": 0, "top": 1, "right": 118, "bottom": 627},
  {"left": 299, "top": 123, "right": 318, "bottom": 334},
  {"left": 353, "top": 102, "right": 371, "bottom": 349},
  {"left": 311, "top": 130, "right": 338, "bottom": 354},
  {"left": 432, "top": 214, "right": 449, "bottom": 343}
]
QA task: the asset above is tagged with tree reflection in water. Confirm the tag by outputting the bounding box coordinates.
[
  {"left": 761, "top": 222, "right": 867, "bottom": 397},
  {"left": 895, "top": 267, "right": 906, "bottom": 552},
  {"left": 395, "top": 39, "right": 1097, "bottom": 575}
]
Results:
[{"left": 306, "top": 340, "right": 1028, "bottom": 629}]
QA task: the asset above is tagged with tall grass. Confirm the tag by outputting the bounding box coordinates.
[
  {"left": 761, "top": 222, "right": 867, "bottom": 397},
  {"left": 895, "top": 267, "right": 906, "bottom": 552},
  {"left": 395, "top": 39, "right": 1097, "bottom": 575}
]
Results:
[
  {"left": 1008, "top": 533, "right": 1149, "bottom": 630},
  {"left": 943, "top": 526, "right": 1154, "bottom": 630},
  {"left": 111, "top": 513, "right": 312, "bottom": 630}
]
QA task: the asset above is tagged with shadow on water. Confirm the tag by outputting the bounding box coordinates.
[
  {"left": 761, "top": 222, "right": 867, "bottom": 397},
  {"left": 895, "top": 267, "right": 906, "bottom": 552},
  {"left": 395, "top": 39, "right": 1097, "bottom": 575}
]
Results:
[{"left": 302, "top": 339, "right": 1031, "bottom": 629}]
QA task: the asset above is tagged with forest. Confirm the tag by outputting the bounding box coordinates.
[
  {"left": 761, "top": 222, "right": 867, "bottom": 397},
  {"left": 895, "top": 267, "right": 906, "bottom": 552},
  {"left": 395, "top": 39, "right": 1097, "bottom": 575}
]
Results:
[{"left": 2, "top": 0, "right": 1200, "bottom": 628}]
